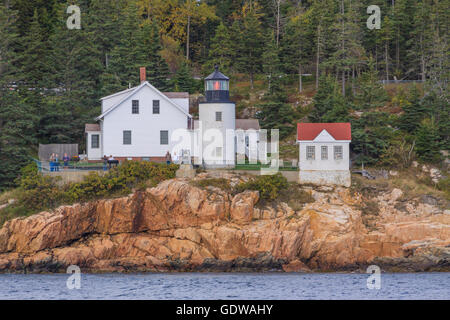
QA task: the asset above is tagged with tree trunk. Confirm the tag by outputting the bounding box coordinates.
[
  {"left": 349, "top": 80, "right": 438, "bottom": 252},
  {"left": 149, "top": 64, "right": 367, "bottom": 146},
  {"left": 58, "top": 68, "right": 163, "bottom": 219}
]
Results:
[
  {"left": 186, "top": 15, "right": 191, "bottom": 60},
  {"left": 342, "top": 70, "right": 345, "bottom": 97},
  {"left": 298, "top": 63, "right": 303, "bottom": 92},
  {"left": 316, "top": 24, "right": 321, "bottom": 89},
  {"left": 385, "top": 42, "right": 389, "bottom": 81},
  {"left": 276, "top": 0, "right": 280, "bottom": 47},
  {"left": 420, "top": 34, "right": 426, "bottom": 81}
]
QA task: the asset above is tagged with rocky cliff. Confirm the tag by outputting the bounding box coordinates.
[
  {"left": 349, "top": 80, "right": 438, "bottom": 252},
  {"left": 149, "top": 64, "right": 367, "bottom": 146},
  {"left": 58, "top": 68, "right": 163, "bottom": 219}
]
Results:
[{"left": 0, "top": 175, "right": 449, "bottom": 273}]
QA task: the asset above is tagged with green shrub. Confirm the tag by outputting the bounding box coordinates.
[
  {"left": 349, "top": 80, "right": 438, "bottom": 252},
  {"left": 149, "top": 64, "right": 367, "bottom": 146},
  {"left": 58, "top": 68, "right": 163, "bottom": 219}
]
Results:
[
  {"left": 65, "top": 161, "right": 178, "bottom": 203},
  {"left": 236, "top": 173, "right": 289, "bottom": 200},
  {"left": 16, "top": 163, "right": 63, "bottom": 210},
  {"left": 437, "top": 177, "right": 450, "bottom": 200},
  {"left": 4, "top": 161, "right": 179, "bottom": 216}
]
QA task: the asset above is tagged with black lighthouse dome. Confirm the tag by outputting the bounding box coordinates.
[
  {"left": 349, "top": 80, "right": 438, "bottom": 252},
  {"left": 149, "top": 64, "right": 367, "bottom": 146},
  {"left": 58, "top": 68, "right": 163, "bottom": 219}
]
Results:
[{"left": 204, "top": 65, "right": 230, "bottom": 102}]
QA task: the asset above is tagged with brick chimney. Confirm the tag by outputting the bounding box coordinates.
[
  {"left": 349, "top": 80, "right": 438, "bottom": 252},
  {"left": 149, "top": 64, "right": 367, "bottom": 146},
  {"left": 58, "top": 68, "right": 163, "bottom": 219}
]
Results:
[{"left": 140, "top": 67, "right": 146, "bottom": 83}]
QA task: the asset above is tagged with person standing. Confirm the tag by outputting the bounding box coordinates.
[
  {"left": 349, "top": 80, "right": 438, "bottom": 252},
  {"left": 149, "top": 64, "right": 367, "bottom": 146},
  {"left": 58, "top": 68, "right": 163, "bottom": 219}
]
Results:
[
  {"left": 54, "top": 154, "right": 60, "bottom": 171},
  {"left": 63, "top": 153, "right": 70, "bottom": 168},
  {"left": 173, "top": 151, "right": 179, "bottom": 165},
  {"left": 103, "top": 155, "right": 108, "bottom": 171},
  {"left": 49, "top": 153, "right": 55, "bottom": 172},
  {"left": 165, "top": 151, "right": 172, "bottom": 165}
]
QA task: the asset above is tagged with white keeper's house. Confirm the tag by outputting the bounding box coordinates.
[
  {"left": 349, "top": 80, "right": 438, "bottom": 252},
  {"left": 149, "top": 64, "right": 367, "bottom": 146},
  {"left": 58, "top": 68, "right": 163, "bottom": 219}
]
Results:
[
  {"left": 297, "top": 123, "right": 351, "bottom": 187},
  {"left": 85, "top": 66, "right": 265, "bottom": 166}
]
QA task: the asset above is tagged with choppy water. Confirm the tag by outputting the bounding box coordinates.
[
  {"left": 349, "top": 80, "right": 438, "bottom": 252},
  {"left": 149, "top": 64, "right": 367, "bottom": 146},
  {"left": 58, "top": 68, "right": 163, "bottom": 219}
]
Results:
[{"left": 0, "top": 272, "right": 448, "bottom": 300}]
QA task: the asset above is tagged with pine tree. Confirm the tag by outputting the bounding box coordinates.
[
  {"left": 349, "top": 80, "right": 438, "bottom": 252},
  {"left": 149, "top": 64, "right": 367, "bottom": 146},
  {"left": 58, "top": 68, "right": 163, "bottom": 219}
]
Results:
[
  {"left": 146, "top": 21, "right": 171, "bottom": 91},
  {"left": 16, "top": 9, "right": 51, "bottom": 89},
  {"left": 415, "top": 117, "right": 442, "bottom": 163},
  {"left": 205, "top": 22, "right": 234, "bottom": 74},
  {"left": 355, "top": 58, "right": 388, "bottom": 110},
  {"left": 281, "top": 7, "right": 313, "bottom": 93},
  {"left": 43, "top": 3, "right": 103, "bottom": 144},
  {"left": 398, "top": 85, "right": 427, "bottom": 133},
  {"left": 173, "top": 61, "right": 195, "bottom": 93},
  {"left": 102, "top": 4, "right": 171, "bottom": 93},
  {"left": 309, "top": 75, "right": 349, "bottom": 123},
  {"left": 237, "top": 3, "right": 264, "bottom": 89},
  {"left": 262, "top": 32, "right": 282, "bottom": 92},
  {"left": 0, "top": 3, "right": 37, "bottom": 190},
  {"left": 256, "top": 76, "right": 295, "bottom": 139},
  {"left": 0, "top": 90, "right": 37, "bottom": 190}
]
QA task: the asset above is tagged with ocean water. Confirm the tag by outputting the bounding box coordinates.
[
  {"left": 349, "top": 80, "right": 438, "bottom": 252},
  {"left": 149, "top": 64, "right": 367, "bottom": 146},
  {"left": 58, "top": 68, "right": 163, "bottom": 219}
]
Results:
[{"left": 0, "top": 272, "right": 448, "bottom": 300}]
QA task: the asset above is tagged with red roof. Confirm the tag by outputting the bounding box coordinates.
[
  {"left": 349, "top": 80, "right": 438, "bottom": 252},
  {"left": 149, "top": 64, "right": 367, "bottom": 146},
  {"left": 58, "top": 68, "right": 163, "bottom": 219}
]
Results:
[{"left": 297, "top": 123, "right": 351, "bottom": 141}]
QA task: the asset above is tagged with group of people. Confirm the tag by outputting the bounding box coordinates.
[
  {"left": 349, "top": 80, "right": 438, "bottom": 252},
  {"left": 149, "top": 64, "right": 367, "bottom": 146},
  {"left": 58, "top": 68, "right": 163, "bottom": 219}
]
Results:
[
  {"left": 165, "top": 151, "right": 182, "bottom": 164},
  {"left": 49, "top": 153, "right": 70, "bottom": 171},
  {"left": 103, "top": 155, "right": 119, "bottom": 170}
]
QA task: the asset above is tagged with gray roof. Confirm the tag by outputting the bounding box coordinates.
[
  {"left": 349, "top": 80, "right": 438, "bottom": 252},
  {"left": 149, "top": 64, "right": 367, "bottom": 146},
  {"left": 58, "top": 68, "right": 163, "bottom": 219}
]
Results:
[
  {"left": 205, "top": 65, "right": 229, "bottom": 81},
  {"left": 163, "top": 92, "right": 189, "bottom": 99},
  {"left": 85, "top": 123, "right": 100, "bottom": 132},
  {"left": 235, "top": 119, "right": 260, "bottom": 130}
]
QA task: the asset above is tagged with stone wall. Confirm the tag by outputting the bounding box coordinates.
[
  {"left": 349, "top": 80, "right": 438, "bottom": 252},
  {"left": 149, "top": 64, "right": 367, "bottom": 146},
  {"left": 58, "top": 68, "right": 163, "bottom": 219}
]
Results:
[{"left": 299, "top": 170, "right": 350, "bottom": 187}]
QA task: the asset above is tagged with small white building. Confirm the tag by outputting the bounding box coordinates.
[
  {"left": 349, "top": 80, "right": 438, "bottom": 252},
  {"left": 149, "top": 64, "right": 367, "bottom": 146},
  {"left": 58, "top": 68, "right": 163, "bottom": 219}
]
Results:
[{"left": 297, "top": 123, "right": 351, "bottom": 187}]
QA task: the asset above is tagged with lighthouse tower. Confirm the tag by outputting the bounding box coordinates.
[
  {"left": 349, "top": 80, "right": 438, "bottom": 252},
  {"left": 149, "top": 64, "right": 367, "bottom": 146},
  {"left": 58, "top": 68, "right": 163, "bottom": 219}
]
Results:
[{"left": 199, "top": 66, "right": 236, "bottom": 167}]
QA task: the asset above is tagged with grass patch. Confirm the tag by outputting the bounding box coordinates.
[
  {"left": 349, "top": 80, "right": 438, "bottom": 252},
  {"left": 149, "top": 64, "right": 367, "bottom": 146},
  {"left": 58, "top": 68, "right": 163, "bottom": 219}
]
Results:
[
  {"left": 278, "top": 182, "right": 315, "bottom": 211},
  {"left": 351, "top": 168, "right": 449, "bottom": 203}
]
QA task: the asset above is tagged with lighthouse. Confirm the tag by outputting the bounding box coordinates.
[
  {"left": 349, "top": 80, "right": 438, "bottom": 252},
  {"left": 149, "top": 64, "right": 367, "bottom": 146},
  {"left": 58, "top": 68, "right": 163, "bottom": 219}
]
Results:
[{"left": 199, "top": 66, "right": 236, "bottom": 167}]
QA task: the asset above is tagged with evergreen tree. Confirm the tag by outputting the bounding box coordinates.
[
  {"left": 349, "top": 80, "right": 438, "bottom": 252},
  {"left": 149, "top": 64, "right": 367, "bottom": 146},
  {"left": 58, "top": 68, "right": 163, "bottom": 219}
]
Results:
[
  {"left": 256, "top": 79, "right": 294, "bottom": 139},
  {"left": 43, "top": 3, "right": 103, "bottom": 144},
  {"left": 0, "top": 3, "right": 37, "bottom": 190},
  {"left": 281, "top": 7, "right": 313, "bottom": 93},
  {"left": 354, "top": 58, "right": 388, "bottom": 110},
  {"left": 102, "top": 4, "right": 171, "bottom": 93},
  {"left": 309, "top": 75, "right": 349, "bottom": 123},
  {"left": 351, "top": 111, "right": 396, "bottom": 165},
  {"left": 0, "top": 90, "right": 37, "bottom": 190},
  {"left": 262, "top": 32, "right": 282, "bottom": 92},
  {"left": 415, "top": 117, "right": 442, "bottom": 163},
  {"left": 237, "top": 3, "right": 264, "bottom": 89},
  {"left": 173, "top": 61, "right": 195, "bottom": 93},
  {"left": 205, "top": 22, "right": 234, "bottom": 74},
  {"left": 398, "top": 85, "right": 427, "bottom": 134},
  {"left": 146, "top": 21, "right": 171, "bottom": 91}
]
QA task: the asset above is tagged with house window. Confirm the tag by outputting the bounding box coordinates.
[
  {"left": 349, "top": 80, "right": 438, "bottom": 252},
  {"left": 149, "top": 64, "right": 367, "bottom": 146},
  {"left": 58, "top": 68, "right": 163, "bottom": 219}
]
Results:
[
  {"left": 91, "top": 134, "right": 99, "bottom": 149},
  {"left": 215, "top": 111, "right": 222, "bottom": 121},
  {"left": 132, "top": 100, "right": 139, "bottom": 114},
  {"left": 153, "top": 100, "right": 160, "bottom": 114},
  {"left": 216, "top": 147, "right": 222, "bottom": 157},
  {"left": 123, "top": 130, "right": 132, "bottom": 145},
  {"left": 321, "top": 146, "right": 328, "bottom": 160},
  {"left": 306, "top": 146, "right": 315, "bottom": 160},
  {"left": 160, "top": 130, "right": 168, "bottom": 145},
  {"left": 334, "top": 146, "right": 343, "bottom": 160}
]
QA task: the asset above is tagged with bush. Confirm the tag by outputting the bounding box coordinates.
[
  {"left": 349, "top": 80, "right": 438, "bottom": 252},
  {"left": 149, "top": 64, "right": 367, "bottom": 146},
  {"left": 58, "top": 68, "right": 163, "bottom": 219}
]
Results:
[
  {"left": 65, "top": 161, "right": 178, "bottom": 203},
  {"left": 236, "top": 173, "right": 288, "bottom": 200},
  {"left": 16, "top": 163, "right": 63, "bottom": 210},
  {"left": 437, "top": 177, "right": 450, "bottom": 200},
  {"left": 7, "top": 161, "right": 179, "bottom": 214}
]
